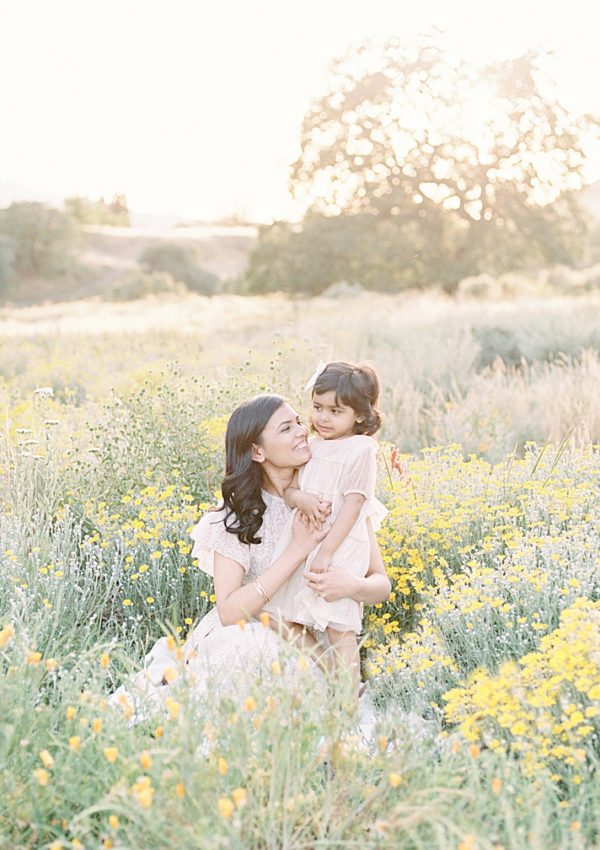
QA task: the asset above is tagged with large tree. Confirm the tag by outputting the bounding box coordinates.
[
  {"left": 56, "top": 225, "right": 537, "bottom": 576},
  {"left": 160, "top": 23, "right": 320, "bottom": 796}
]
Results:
[
  {"left": 0, "top": 202, "right": 80, "bottom": 279},
  {"left": 286, "top": 31, "right": 597, "bottom": 289}
]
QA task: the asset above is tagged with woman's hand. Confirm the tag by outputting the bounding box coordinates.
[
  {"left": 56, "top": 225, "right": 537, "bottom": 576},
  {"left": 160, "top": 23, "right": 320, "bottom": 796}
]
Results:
[
  {"left": 303, "top": 567, "right": 358, "bottom": 603},
  {"left": 291, "top": 510, "right": 328, "bottom": 558},
  {"left": 307, "top": 551, "right": 332, "bottom": 574}
]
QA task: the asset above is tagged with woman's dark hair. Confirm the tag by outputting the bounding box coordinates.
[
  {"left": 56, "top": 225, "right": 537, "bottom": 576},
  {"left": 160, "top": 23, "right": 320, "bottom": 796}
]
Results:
[
  {"left": 220, "top": 394, "right": 286, "bottom": 545},
  {"left": 312, "top": 361, "right": 382, "bottom": 436}
]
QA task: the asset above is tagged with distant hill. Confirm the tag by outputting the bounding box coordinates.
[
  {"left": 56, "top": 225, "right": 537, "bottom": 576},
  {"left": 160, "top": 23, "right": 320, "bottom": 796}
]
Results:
[
  {"left": 81, "top": 223, "right": 258, "bottom": 284},
  {"left": 0, "top": 183, "right": 258, "bottom": 294}
]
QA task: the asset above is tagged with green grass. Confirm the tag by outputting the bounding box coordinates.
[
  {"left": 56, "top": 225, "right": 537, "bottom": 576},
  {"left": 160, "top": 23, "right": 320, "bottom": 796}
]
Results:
[{"left": 2, "top": 292, "right": 600, "bottom": 848}]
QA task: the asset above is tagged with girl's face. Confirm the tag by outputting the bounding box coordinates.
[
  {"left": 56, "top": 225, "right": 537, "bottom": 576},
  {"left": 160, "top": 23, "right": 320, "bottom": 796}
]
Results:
[
  {"left": 253, "top": 403, "right": 310, "bottom": 468},
  {"left": 311, "top": 391, "right": 361, "bottom": 440}
]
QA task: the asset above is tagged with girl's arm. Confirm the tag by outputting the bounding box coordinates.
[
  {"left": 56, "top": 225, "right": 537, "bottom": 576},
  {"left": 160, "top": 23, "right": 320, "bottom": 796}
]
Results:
[
  {"left": 309, "top": 493, "right": 365, "bottom": 572},
  {"left": 214, "top": 513, "right": 327, "bottom": 625},
  {"left": 304, "top": 518, "right": 391, "bottom": 604},
  {"left": 284, "top": 472, "right": 331, "bottom": 529}
]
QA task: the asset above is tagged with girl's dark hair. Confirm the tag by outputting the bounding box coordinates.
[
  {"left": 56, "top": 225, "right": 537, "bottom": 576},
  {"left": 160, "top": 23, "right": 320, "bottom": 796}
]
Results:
[
  {"left": 220, "top": 394, "right": 286, "bottom": 545},
  {"left": 312, "top": 361, "right": 382, "bottom": 436}
]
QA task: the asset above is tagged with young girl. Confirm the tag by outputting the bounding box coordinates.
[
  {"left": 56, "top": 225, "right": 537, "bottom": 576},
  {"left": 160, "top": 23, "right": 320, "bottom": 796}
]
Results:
[{"left": 264, "top": 360, "right": 386, "bottom": 689}]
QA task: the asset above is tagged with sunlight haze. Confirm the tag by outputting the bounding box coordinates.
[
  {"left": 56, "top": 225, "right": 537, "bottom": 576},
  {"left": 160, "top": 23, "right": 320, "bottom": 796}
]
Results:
[{"left": 1, "top": 0, "right": 599, "bottom": 221}]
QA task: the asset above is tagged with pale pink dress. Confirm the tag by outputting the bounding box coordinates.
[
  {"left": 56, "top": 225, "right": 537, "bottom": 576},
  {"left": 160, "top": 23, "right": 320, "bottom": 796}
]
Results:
[{"left": 265, "top": 435, "right": 387, "bottom": 634}]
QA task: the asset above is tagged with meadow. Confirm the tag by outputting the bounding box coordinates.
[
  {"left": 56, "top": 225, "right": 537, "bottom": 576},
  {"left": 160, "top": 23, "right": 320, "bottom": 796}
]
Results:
[{"left": 2, "top": 290, "right": 600, "bottom": 849}]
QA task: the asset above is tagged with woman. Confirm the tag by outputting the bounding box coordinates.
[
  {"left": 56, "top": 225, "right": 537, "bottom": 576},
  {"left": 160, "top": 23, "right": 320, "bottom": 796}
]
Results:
[{"left": 111, "top": 394, "right": 390, "bottom": 713}]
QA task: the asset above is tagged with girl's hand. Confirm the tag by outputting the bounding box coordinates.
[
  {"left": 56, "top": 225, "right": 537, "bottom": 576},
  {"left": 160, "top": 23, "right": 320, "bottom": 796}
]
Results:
[
  {"left": 304, "top": 568, "right": 358, "bottom": 603},
  {"left": 295, "top": 492, "right": 331, "bottom": 530},
  {"left": 291, "top": 510, "right": 328, "bottom": 558}
]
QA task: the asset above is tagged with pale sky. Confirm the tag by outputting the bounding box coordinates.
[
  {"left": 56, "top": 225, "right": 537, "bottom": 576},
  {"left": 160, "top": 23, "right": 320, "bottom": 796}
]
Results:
[{"left": 1, "top": 0, "right": 599, "bottom": 222}]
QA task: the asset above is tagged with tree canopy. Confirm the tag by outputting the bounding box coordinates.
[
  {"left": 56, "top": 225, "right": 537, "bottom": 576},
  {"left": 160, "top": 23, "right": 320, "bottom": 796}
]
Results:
[
  {"left": 0, "top": 202, "right": 80, "bottom": 280},
  {"left": 138, "top": 242, "right": 218, "bottom": 295},
  {"left": 247, "top": 32, "right": 598, "bottom": 294},
  {"left": 65, "top": 193, "right": 130, "bottom": 226}
]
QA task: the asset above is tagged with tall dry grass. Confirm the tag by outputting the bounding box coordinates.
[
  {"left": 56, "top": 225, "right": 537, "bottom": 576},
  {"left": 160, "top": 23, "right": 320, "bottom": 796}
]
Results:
[{"left": 3, "top": 290, "right": 600, "bottom": 460}]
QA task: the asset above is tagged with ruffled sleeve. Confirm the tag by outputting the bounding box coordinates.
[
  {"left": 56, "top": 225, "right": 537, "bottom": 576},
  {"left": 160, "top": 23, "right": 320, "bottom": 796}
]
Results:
[
  {"left": 190, "top": 508, "right": 251, "bottom": 577},
  {"left": 341, "top": 437, "right": 377, "bottom": 499},
  {"left": 366, "top": 495, "right": 387, "bottom": 533}
]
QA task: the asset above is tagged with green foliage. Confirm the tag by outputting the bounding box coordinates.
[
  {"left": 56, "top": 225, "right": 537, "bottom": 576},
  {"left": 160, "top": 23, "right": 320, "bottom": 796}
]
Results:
[
  {"left": 245, "top": 214, "right": 435, "bottom": 294},
  {"left": 0, "top": 202, "right": 79, "bottom": 279},
  {"left": 138, "top": 242, "right": 219, "bottom": 295},
  {"left": 64, "top": 193, "right": 130, "bottom": 226},
  {"left": 4, "top": 363, "right": 600, "bottom": 845},
  {"left": 104, "top": 270, "right": 187, "bottom": 301},
  {"left": 0, "top": 233, "right": 16, "bottom": 293},
  {"left": 246, "top": 33, "right": 597, "bottom": 295}
]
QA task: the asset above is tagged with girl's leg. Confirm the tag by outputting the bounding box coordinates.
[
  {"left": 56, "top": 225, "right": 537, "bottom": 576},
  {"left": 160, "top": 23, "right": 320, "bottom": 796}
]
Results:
[
  {"left": 326, "top": 628, "right": 360, "bottom": 698},
  {"left": 268, "top": 617, "right": 333, "bottom": 673}
]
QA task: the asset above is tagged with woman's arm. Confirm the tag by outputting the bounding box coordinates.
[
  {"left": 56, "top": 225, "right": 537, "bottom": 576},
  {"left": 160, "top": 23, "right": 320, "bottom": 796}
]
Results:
[
  {"left": 214, "top": 513, "right": 326, "bottom": 626},
  {"left": 303, "top": 517, "right": 391, "bottom": 605}
]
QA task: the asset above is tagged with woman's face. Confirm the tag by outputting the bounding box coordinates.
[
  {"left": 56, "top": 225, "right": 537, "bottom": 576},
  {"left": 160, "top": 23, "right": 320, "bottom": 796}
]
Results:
[{"left": 254, "top": 402, "right": 310, "bottom": 469}]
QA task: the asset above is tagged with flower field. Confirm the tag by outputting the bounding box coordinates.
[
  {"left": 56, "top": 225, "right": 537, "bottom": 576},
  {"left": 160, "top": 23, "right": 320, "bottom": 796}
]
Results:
[{"left": 2, "top": 293, "right": 600, "bottom": 849}]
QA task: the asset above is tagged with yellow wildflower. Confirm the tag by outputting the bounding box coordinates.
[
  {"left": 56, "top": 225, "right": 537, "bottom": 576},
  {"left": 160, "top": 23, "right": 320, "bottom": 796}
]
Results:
[
  {"left": 139, "top": 750, "right": 152, "bottom": 769},
  {"left": 218, "top": 797, "right": 234, "bottom": 818},
  {"left": 162, "top": 667, "right": 178, "bottom": 683},
  {"left": 132, "top": 775, "right": 154, "bottom": 809},
  {"left": 165, "top": 697, "right": 181, "bottom": 720},
  {"left": 34, "top": 768, "right": 49, "bottom": 786},
  {"left": 103, "top": 747, "right": 119, "bottom": 763},
  {"left": 117, "top": 693, "right": 133, "bottom": 720},
  {"left": 232, "top": 787, "right": 248, "bottom": 807},
  {"left": 39, "top": 750, "right": 54, "bottom": 768},
  {"left": 26, "top": 650, "right": 42, "bottom": 665}
]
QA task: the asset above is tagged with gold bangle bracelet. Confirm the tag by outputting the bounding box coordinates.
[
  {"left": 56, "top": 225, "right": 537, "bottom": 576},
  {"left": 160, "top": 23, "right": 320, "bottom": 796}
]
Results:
[{"left": 253, "top": 578, "right": 270, "bottom": 604}]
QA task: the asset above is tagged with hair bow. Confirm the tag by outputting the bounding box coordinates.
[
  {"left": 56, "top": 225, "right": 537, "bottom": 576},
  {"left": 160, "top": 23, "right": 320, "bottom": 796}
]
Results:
[{"left": 304, "top": 360, "right": 327, "bottom": 391}]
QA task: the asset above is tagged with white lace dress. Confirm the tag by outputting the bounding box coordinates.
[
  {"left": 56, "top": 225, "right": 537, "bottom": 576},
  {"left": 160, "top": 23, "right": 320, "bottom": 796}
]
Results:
[{"left": 109, "top": 491, "right": 323, "bottom": 714}]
